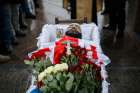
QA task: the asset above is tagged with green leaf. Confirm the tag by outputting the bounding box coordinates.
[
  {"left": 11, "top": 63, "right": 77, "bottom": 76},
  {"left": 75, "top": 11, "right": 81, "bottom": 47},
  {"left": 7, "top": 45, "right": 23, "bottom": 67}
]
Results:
[
  {"left": 24, "top": 60, "right": 33, "bottom": 65},
  {"left": 56, "top": 73, "right": 61, "bottom": 81},
  {"left": 43, "top": 79, "right": 49, "bottom": 85},
  {"left": 40, "top": 85, "right": 48, "bottom": 93},
  {"left": 47, "top": 74, "right": 53, "bottom": 82},
  {"left": 62, "top": 72, "right": 67, "bottom": 77},
  {"left": 62, "top": 41, "right": 68, "bottom": 44},
  {"left": 67, "top": 72, "right": 74, "bottom": 81},
  {"left": 45, "top": 58, "right": 52, "bottom": 66},
  {"left": 65, "top": 79, "right": 73, "bottom": 92},
  {"left": 48, "top": 79, "right": 57, "bottom": 88}
]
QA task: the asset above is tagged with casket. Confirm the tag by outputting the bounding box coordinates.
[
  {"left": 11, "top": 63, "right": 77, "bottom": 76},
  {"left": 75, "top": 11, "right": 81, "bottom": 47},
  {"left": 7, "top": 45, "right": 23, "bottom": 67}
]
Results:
[{"left": 26, "top": 23, "right": 110, "bottom": 93}]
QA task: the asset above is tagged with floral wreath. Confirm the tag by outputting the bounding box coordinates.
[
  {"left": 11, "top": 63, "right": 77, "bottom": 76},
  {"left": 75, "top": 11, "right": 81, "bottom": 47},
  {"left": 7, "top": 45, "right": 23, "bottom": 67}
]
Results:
[{"left": 25, "top": 36, "right": 103, "bottom": 93}]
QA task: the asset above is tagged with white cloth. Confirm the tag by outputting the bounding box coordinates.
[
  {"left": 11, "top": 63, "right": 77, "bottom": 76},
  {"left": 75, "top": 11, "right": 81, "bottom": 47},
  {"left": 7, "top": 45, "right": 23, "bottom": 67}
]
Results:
[
  {"left": 101, "top": 65, "right": 110, "bottom": 93},
  {"left": 37, "top": 23, "right": 110, "bottom": 65},
  {"left": 37, "top": 23, "right": 100, "bottom": 50}
]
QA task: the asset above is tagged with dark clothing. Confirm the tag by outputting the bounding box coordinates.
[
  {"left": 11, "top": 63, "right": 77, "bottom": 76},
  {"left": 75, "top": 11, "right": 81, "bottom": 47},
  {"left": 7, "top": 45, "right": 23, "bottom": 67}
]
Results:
[
  {"left": 0, "top": 5, "right": 13, "bottom": 47},
  {"left": 0, "top": 0, "right": 6, "bottom": 5},
  {"left": 0, "top": 0, "right": 24, "bottom": 5},
  {"left": 92, "top": 0, "right": 97, "bottom": 24},
  {"left": 5, "top": 0, "right": 24, "bottom": 4},
  {"left": 104, "top": 0, "right": 110, "bottom": 12},
  {"left": 20, "top": 0, "right": 33, "bottom": 15},
  {"left": 108, "top": 0, "right": 126, "bottom": 31},
  {"left": 66, "top": 31, "right": 82, "bottom": 39},
  {"left": 109, "top": 0, "right": 126, "bottom": 12},
  {"left": 33, "top": 0, "right": 39, "bottom": 8},
  {"left": 70, "top": 0, "right": 76, "bottom": 19}
]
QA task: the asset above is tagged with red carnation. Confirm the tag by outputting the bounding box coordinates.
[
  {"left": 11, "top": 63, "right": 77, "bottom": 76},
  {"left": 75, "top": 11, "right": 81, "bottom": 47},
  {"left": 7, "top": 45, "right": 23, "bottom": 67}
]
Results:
[
  {"left": 31, "top": 48, "right": 50, "bottom": 59},
  {"left": 91, "top": 45, "right": 98, "bottom": 59}
]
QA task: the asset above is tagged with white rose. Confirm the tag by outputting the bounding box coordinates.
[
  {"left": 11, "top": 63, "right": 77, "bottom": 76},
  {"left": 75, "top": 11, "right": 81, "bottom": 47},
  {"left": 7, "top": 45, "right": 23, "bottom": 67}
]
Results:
[
  {"left": 53, "top": 64, "right": 61, "bottom": 73},
  {"left": 52, "top": 63, "right": 69, "bottom": 73},
  {"left": 44, "top": 66, "right": 54, "bottom": 74},
  {"left": 38, "top": 72, "right": 46, "bottom": 81},
  {"left": 61, "top": 63, "right": 68, "bottom": 71}
]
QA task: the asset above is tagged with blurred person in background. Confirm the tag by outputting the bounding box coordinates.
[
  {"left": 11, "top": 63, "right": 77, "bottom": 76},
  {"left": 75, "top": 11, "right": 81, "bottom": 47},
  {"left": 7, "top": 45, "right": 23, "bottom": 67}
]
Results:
[
  {"left": 103, "top": 0, "right": 127, "bottom": 38},
  {"left": 101, "top": 0, "right": 110, "bottom": 15},
  {"left": 9, "top": 0, "right": 26, "bottom": 37},
  {"left": 20, "top": 0, "right": 36, "bottom": 19},
  {"left": 19, "top": 0, "right": 38, "bottom": 29},
  {"left": 0, "top": 0, "right": 13, "bottom": 61},
  {"left": 33, "top": 0, "right": 39, "bottom": 8},
  {"left": 0, "top": 0, "right": 14, "bottom": 53}
]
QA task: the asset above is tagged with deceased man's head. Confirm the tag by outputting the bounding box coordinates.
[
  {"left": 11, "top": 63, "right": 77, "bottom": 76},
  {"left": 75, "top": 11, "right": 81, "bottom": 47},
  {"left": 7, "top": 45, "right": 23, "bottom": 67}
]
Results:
[{"left": 65, "top": 23, "right": 82, "bottom": 39}]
